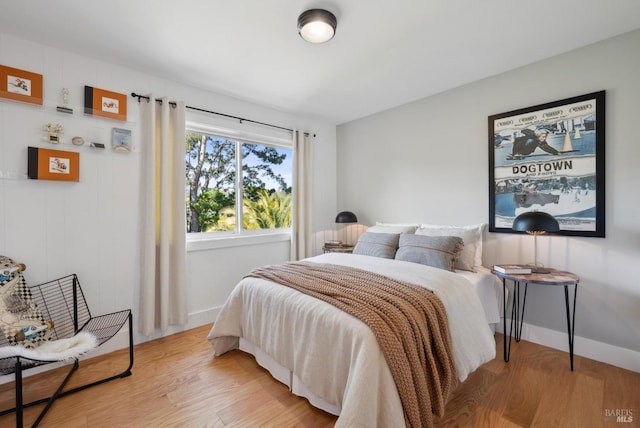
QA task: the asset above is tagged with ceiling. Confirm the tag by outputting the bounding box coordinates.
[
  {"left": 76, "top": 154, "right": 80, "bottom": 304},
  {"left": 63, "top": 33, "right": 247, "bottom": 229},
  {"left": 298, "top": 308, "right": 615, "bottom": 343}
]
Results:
[{"left": 1, "top": 1, "right": 639, "bottom": 125}]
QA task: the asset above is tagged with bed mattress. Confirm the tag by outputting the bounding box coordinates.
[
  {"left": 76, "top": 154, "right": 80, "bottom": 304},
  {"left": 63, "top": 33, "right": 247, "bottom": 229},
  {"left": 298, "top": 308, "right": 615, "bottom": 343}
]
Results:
[{"left": 208, "top": 253, "right": 498, "bottom": 427}]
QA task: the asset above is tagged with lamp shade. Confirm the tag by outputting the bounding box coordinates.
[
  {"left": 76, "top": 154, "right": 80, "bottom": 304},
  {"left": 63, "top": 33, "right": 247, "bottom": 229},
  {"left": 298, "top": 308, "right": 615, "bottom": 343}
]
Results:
[
  {"left": 335, "top": 211, "right": 357, "bottom": 224},
  {"left": 512, "top": 211, "right": 559, "bottom": 235},
  {"left": 297, "top": 9, "right": 337, "bottom": 43}
]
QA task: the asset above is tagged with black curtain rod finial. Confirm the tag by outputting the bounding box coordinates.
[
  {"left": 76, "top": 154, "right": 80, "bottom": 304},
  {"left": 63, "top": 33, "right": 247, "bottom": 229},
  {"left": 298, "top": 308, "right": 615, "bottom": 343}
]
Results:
[{"left": 131, "top": 92, "right": 150, "bottom": 103}]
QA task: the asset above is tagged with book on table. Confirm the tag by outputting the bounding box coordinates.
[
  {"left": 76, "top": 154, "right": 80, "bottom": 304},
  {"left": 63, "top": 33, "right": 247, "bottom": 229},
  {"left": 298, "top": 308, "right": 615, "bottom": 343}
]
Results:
[{"left": 493, "top": 264, "right": 532, "bottom": 274}]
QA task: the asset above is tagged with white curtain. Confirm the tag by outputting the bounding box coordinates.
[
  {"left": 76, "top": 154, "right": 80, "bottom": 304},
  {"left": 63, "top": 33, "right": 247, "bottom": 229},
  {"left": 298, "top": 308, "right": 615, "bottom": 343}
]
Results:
[
  {"left": 138, "top": 95, "right": 188, "bottom": 335},
  {"left": 290, "top": 130, "right": 313, "bottom": 260}
]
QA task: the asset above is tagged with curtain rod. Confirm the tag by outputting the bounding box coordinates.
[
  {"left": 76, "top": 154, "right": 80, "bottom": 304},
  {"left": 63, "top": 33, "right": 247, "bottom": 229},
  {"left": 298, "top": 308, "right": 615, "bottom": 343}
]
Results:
[{"left": 130, "top": 92, "right": 295, "bottom": 134}]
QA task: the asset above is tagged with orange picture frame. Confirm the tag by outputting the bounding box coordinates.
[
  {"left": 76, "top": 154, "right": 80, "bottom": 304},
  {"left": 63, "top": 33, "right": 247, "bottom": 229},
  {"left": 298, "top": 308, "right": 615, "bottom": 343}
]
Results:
[
  {"left": 28, "top": 147, "right": 80, "bottom": 182},
  {"left": 84, "top": 85, "right": 127, "bottom": 122},
  {"left": 0, "top": 65, "right": 43, "bottom": 105}
]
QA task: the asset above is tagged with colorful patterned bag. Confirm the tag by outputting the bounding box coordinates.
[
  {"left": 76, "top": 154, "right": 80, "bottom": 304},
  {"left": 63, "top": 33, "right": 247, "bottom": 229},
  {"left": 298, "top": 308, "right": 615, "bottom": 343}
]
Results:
[{"left": 0, "top": 256, "right": 53, "bottom": 348}]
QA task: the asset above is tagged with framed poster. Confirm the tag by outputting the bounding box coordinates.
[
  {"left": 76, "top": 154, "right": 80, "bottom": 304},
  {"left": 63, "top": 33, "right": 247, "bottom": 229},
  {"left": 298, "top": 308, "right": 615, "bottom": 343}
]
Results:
[
  {"left": 84, "top": 85, "right": 127, "bottom": 121},
  {"left": 0, "top": 65, "right": 43, "bottom": 105},
  {"left": 28, "top": 147, "right": 80, "bottom": 182},
  {"left": 488, "top": 91, "right": 605, "bottom": 237}
]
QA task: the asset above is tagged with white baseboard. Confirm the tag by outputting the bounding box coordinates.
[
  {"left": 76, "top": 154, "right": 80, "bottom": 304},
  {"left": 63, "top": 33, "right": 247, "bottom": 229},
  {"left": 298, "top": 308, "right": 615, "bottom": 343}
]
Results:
[
  {"left": 187, "top": 306, "right": 220, "bottom": 328},
  {"left": 495, "top": 320, "right": 640, "bottom": 373},
  {"left": 6, "top": 308, "right": 634, "bottom": 390}
]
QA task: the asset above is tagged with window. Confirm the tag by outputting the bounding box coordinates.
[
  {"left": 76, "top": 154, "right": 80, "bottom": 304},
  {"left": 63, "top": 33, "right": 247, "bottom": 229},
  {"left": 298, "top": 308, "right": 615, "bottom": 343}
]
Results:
[{"left": 185, "top": 128, "right": 292, "bottom": 236}]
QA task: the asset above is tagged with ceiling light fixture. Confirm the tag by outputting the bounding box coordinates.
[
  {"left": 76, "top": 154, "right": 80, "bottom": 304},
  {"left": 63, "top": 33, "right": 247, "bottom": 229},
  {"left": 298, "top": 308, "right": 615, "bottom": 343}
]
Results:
[{"left": 297, "top": 9, "right": 337, "bottom": 43}]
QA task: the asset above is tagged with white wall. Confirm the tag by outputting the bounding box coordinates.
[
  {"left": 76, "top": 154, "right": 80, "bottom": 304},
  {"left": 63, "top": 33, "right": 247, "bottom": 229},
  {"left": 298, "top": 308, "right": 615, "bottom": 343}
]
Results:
[
  {"left": 0, "top": 33, "right": 337, "bottom": 345},
  {"left": 337, "top": 30, "right": 640, "bottom": 366}
]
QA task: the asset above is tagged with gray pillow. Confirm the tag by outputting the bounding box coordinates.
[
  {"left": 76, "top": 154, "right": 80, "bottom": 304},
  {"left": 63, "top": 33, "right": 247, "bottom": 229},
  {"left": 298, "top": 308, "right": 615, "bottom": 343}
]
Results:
[
  {"left": 394, "top": 234, "right": 464, "bottom": 271},
  {"left": 353, "top": 232, "right": 400, "bottom": 259}
]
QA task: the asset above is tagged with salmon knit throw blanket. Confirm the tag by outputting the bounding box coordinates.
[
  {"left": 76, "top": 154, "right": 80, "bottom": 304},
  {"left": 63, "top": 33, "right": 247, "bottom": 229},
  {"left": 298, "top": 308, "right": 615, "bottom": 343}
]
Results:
[{"left": 246, "top": 261, "right": 458, "bottom": 428}]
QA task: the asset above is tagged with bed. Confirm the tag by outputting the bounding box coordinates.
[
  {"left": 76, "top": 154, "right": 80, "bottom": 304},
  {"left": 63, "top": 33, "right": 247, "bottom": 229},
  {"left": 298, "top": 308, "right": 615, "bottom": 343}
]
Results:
[{"left": 208, "top": 244, "right": 501, "bottom": 427}]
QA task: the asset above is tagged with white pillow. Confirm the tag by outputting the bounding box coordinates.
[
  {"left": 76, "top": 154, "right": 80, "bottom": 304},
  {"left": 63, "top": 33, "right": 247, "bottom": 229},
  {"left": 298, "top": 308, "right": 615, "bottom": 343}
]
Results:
[
  {"left": 416, "top": 223, "right": 485, "bottom": 271},
  {"left": 366, "top": 222, "right": 418, "bottom": 234}
]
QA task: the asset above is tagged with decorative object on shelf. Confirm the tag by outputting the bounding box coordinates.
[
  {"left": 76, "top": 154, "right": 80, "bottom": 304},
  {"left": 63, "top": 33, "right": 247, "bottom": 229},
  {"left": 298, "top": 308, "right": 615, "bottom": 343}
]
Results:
[
  {"left": 88, "top": 126, "right": 106, "bottom": 150},
  {"left": 0, "top": 64, "right": 43, "bottom": 105},
  {"left": 56, "top": 87, "right": 73, "bottom": 114},
  {"left": 43, "top": 123, "right": 64, "bottom": 144},
  {"left": 84, "top": 85, "right": 127, "bottom": 122},
  {"left": 71, "top": 136, "right": 85, "bottom": 146},
  {"left": 489, "top": 90, "right": 605, "bottom": 238},
  {"left": 297, "top": 9, "right": 337, "bottom": 43},
  {"left": 512, "top": 210, "right": 559, "bottom": 274},
  {"left": 493, "top": 264, "right": 532, "bottom": 275},
  {"left": 28, "top": 146, "right": 80, "bottom": 182},
  {"left": 111, "top": 127, "right": 132, "bottom": 152}
]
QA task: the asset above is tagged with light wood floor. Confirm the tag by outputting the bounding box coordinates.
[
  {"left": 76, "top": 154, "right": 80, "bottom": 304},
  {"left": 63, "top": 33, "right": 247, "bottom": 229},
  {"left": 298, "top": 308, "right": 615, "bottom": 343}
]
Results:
[{"left": 0, "top": 325, "right": 638, "bottom": 427}]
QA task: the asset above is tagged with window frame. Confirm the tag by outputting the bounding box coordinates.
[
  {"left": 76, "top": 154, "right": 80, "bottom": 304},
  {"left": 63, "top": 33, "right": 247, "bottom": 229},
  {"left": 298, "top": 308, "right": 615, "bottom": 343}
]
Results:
[{"left": 185, "top": 121, "right": 293, "bottom": 250}]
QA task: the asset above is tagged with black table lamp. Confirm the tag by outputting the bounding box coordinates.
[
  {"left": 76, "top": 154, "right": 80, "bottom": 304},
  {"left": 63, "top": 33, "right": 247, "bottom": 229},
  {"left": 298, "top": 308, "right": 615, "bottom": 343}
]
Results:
[
  {"left": 512, "top": 211, "right": 559, "bottom": 273},
  {"left": 334, "top": 211, "right": 358, "bottom": 246},
  {"left": 335, "top": 211, "right": 358, "bottom": 224}
]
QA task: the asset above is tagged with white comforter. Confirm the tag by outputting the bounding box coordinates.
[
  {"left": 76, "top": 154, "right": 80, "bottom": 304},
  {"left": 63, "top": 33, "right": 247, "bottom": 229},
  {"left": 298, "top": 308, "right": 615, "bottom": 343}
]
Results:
[{"left": 208, "top": 253, "right": 496, "bottom": 427}]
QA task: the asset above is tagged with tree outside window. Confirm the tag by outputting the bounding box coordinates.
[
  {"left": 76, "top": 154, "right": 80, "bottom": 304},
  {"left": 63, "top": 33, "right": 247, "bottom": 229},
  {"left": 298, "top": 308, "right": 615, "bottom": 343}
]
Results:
[{"left": 185, "top": 131, "right": 292, "bottom": 234}]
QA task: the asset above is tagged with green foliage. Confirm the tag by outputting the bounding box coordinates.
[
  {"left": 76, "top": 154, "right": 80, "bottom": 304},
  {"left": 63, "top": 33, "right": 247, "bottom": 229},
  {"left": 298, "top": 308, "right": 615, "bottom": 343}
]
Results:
[
  {"left": 242, "top": 144, "right": 289, "bottom": 200},
  {"left": 189, "top": 189, "right": 235, "bottom": 232},
  {"left": 185, "top": 132, "right": 291, "bottom": 233},
  {"left": 243, "top": 189, "right": 292, "bottom": 230}
]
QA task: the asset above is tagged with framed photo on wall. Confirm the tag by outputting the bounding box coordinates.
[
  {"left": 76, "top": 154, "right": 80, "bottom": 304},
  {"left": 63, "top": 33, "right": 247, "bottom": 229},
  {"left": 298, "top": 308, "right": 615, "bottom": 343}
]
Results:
[
  {"left": 28, "top": 146, "right": 80, "bottom": 182},
  {"left": 0, "top": 65, "right": 43, "bottom": 105},
  {"left": 488, "top": 91, "right": 605, "bottom": 237},
  {"left": 84, "top": 85, "right": 127, "bottom": 122}
]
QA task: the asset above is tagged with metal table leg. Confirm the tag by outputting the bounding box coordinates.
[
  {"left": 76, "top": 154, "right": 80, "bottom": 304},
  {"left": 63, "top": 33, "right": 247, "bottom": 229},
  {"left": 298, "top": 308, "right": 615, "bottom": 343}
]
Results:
[
  {"left": 564, "top": 283, "right": 578, "bottom": 371},
  {"left": 504, "top": 279, "right": 528, "bottom": 362},
  {"left": 503, "top": 278, "right": 508, "bottom": 362}
]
